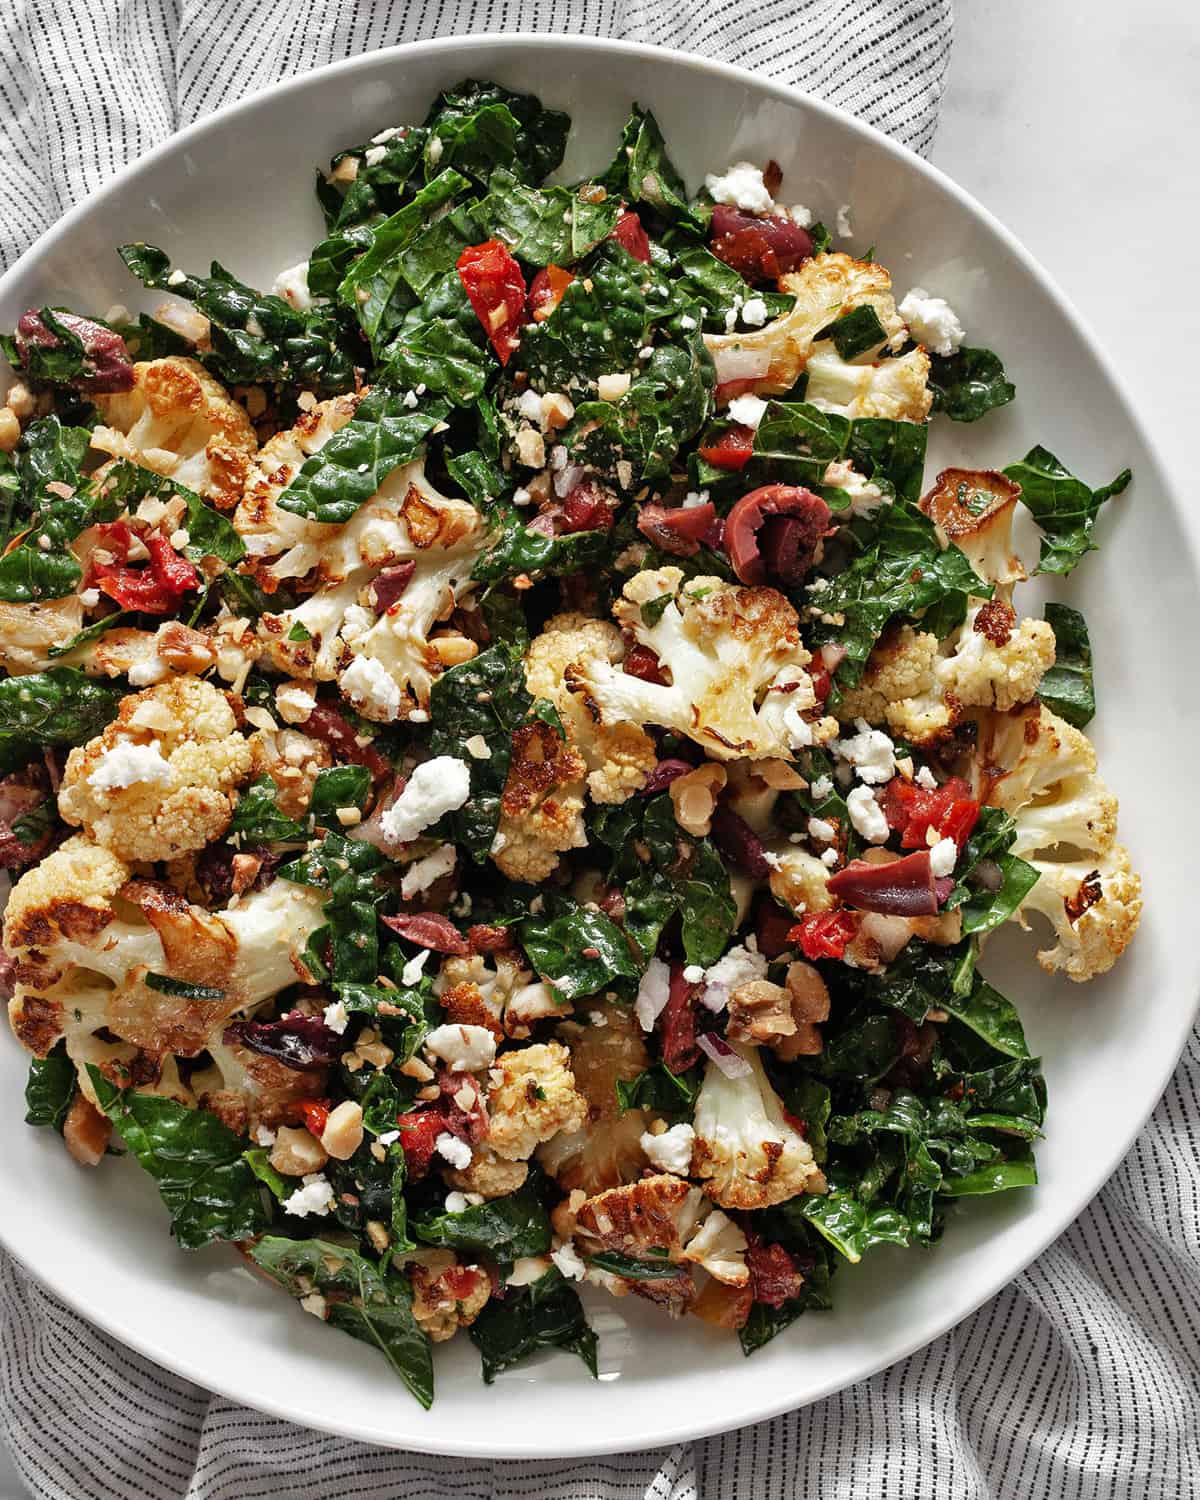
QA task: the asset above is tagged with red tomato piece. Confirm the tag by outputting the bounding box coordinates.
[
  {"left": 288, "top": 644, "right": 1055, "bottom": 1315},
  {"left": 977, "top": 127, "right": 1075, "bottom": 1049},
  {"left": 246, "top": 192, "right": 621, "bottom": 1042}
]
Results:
[
  {"left": 610, "top": 210, "right": 652, "bottom": 264},
  {"left": 698, "top": 423, "right": 755, "bottom": 471},
  {"left": 457, "top": 239, "right": 527, "bottom": 365},
  {"left": 296, "top": 1099, "right": 329, "bottom": 1138},
  {"left": 789, "top": 910, "right": 857, "bottom": 962},
  {"left": 882, "top": 776, "right": 980, "bottom": 850},
  {"left": 528, "top": 264, "right": 575, "bottom": 322}
]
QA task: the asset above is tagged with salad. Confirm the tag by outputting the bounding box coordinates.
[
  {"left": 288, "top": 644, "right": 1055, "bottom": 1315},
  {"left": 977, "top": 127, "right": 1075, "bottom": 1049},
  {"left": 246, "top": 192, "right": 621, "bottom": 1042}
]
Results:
[{"left": 0, "top": 80, "right": 1141, "bottom": 1407}]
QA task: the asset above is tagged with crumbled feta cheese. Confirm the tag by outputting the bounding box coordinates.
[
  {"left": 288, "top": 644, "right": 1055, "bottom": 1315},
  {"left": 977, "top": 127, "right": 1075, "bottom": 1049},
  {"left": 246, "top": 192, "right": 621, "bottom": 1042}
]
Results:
[
  {"left": 88, "top": 740, "right": 172, "bottom": 792},
  {"left": 723, "top": 297, "right": 743, "bottom": 333},
  {"left": 822, "top": 459, "right": 886, "bottom": 518},
  {"left": 434, "top": 1132, "right": 472, "bottom": 1169},
  {"left": 126, "top": 656, "right": 171, "bottom": 687},
  {"left": 640, "top": 1122, "right": 695, "bottom": 1176},
  {"left": 400, "top": 842, "right": 457, "bottom": 899},
  {"left": 835, "top": 718, "right": 896, "bottom": 784},
  {"left": 915, "top": 765, "right": 938, "bottom": 791},
  {"left": 701, "top": 943, "right": 768, "bottom": 1012},
  {"left": 512, "top": 486, "right": 532, "bottom": 507},
  {"left": 782, "top": 699, "right": 815, "bottom": 749},
  {"left": 810, "top": 774, "right": 834, "bottom": 802},
  {"left": 275, "top": 682, "right": 316, "bottom": 725},
  {"left": 846, "top": 784, "right": 889, "bottom": 843},
  {"left": 381, "top": 756, "right": 472, "bottom": 844},
  {"left": 444, "top": 1191, "right": 473, "bottom": 1214},
  {"left": 550, "top": 1242, "right": 588, "bottom": 1281},
  {"left": 898, "top": 287, "right": 966, "bottom": 358},
  {"left": 821, "top": 847, "right": 840, "bottom": 868},
  {"left": 727, "top": 394, "right": 768, "bottom": 429},
  {"left": 836, "top": 203, "right": 854, "bottom": 238},
  {"left": 740, "top": 297, "right": 769, "bottom": 327},
  {"left": 371, "top": 126, "right": 402, "bottom": 144},
  {"left": 364, "top": 145, "right": 387, "bottom": 166},
  {"left": 427, "top": 135, "right": 443, "bottom": 165},
  {"left": 299, "top": 1292, "right": 327, "bottom": 1319},
  {"left": 340, "top": 604, "right": 373, "bottom": 644},
  {"left": 678, "top": 313, "right": 697, "bottom": 331},
  {"left": 340, "top": 654, "right": 401, "bottom": 723},
  {"left": 808, "top": 817, "right": 836, "bottom": 843},
  {"left": 425, "top": 1023, "right": 497, "bottom": 1073},
  {"left": 401, "top": 388, "right": 419, "bottom": 409},
  {"left": 376, "top": 1130, "right": 400, "bottom": 1146},
  {"left": 254, "top": 1125, "right": 277, "bottom": 1147},
  {"left": 682, "top": 964, "right": 705, "bottom": 984},
  {"left": 597, "top": 372, "right": 631, "bottom": 401},
  {"left": 705, "top": 161, "right": 775, "bottom": 214},
  {"left": 788, "top": 203, "right": 814, "bottom": 227},
  {"left": 929, "top": 837, "right": 958, "bottom": 878},
  {"left": 400, "top": 949, "right": 430, "bottom": 987},
  {"left": 635, "top": 954, "right": 672, "bottom": 1032},
  {"left": 515, "top": 388, "right": 544, "bottom": 424},
  {"left": 323, "top": 1000, "right": 349, "bottom": 1035},
  {"left": 271, "top": 261, "right": 317, "bottom": 312},
  {"left": 282, "top": 1173, "right": 335, "bottom": 1218},
  {"left": 682, "top": 490, "right": 709, "bottom": 509},
  {"left": 79, "top": 587, "right": 100, "bottom": 608},
  {"left": 166, "top": 268, "right": 187, "bottom": 287}
]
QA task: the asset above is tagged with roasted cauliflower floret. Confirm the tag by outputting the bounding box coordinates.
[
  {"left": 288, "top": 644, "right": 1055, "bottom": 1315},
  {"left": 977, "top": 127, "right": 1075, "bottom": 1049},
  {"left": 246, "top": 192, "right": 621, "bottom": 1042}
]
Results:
[
  {"left": 680, "top": 1208, "right": 749, "bottom": 1286},
  {"left": 523, "top": 613, "right": 656, "bottom": 803},
  {"left": 57, "top": 676, "right": 254, "bottom": 861},
  {"left": 836, "top": 625, "right": 959, "bottom": 744},
  {"left": 484, "top": 1041, "right": 588, "bottom": 1161},
  {"left": 803, "top": 344, "right": 932, "bottom": 421},
  {"left": 234, "top": 392, "right": 361, "bottom": 573},
  {"left": 692, "top": 1040, "right": 825, "bottom": 1209},
  {"left": 493, "top": 721, "right": 588, "bottom": 883},
  {"left": 91, "top": 357, "right": 257, "bottom": 508},
  {"left": 920, "top": 468, "right": 1026, "bottom": 587},
  {"left": 255, "top": 458, "right": 484, "bottom": 721},
  {"left": 767, "top": 845, "right": 833, "bottom": 916},
  {"left": 405, "top": 1250, "right": 491, "bottom": 1342},
  {"left": 436, "top": 951, "right": 565, "bottom": 1041},
  {"left": 975, "top": 704, "right": 1141, "bottom": 980},
  {"left": 538, "top": 1002, "right": 653, "bottom": 1194},
  {"left": 442, "top": 1146, "right": 529, "bottom": 1200},
  {"left": 572, "top": 1174, "right": 707, "bottom": 1258},
  {"left": 0, "top": 595, "right": 84, "bottom": 675},
  {"left": 567, "top": 567, "right": 836, "bottom": 762},
  {"left": 704, "top": 253, "right": 907, "bottom": 399},
  {"left": 5, "top": 837, "right": 326, "bottom": 1078},
  {"left": 937, "top": 600, "right": 1056, "bottom": 712},
  {"left": 190, "top": 1034, "right": 327, "bottom": 1136}
]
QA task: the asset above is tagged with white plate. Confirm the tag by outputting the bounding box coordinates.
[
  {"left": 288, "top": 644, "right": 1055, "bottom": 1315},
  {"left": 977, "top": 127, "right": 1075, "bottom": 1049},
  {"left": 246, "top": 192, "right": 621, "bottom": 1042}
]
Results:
[{"left": 0, "top": 33, "right": 1194, "bottom": 1460}]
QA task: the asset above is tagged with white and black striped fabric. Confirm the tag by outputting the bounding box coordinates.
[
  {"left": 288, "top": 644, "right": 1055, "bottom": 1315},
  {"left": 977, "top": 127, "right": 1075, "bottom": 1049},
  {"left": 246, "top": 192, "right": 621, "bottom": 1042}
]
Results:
[{"left": 5, "top": 4, "right": 1194, "bottom": 1497}]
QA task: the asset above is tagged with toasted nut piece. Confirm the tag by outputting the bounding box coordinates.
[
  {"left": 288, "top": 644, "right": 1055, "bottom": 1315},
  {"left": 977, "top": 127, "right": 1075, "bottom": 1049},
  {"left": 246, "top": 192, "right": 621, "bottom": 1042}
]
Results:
[
  {"left": 365, "top": 1219, "right": 390, "bottom": 1253},
  {"left": 270, "top": 1124, "right": 329, "bottom": 1176},
  {"left": 670, "top": 763, "right": 728, "bottom": 836},
  {"left": 774, "top": 961, "right": 832, "bottom": 1059},
  {"left": 0, "top": 408, "right": 20, "bottom": 452},
  {"left": 6, "top": 381, "right": 34, "bottom": 420},
  {"left": 431, "top": 634, "right": 479, "bottom": 667},
  {"left": 320, "top": 1100, "right": 365, "bottom": 1160},
  {"left": 751, "top": 758, "right": 807, "bottom": 790},
  {"left": 63, "top": 1092, "right": 112, "bottom": 1167}
]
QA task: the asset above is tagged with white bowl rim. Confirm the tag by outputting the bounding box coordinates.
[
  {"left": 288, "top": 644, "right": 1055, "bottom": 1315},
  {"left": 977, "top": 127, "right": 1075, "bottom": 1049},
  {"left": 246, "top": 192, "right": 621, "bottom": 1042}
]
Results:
[{"left": 2, "top": 29, "right": 1196, "bottom": 1458}]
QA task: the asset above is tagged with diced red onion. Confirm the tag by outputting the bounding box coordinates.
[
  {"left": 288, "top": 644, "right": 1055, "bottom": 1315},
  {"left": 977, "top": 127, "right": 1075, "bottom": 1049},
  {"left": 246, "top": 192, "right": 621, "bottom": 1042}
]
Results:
[
  {"left": 697, "top": 1033, "right": 753, "bottom": 1078},
  {"left": 973, "top": 859, "right": 1003, "bottom": 892},
  {"left": 819, "top": 643, "right": 848, "bottom": 672}
]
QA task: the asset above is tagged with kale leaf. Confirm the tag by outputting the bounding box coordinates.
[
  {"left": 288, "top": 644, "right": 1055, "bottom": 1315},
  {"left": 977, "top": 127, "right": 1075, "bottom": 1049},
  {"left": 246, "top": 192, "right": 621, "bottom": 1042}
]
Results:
[
  {"left": 24, "top": 1048, "right": 75, "bottom": 1130},
  {"left": 87, "top": 1066, "right": 267, "bottom": 1250},
  {"left": 475, "top": 168, "right": 620, "bottom": 267},
  {"left": 1039, "top": 602, "right": 1095, "bottom": 727},
  {"left": 945, "top": 806, "right": 1040, "bottom": 935},
  {"left": 469, "top": 1265, "right": 597, "bottom": 1384},
  {"left": 382, "top": 267, "right": 492, "bottom": 405},
  {"left": 927, "top": 345, "right": 1015, "bottom": 421},
  {"left": 518, "top": 895, "right": 642, "bottom": 999},
  {"left": 250, "top": 1236, "right": 434, "bottom": 1407},
  {"left": 1003, "top": 446, "right": 1131, "bottom": 576},
  {"left": 412, "top": 1177, "right": 552, "bottom": 1261},
  {"left": 598, "top": 105, "right": 701, "bottom": 232},
  {"left": 423, "top": 80, "right": 569, "bottom": 186},
  {"left": 0, "top": 669, "right": 122, "bottom": 773}
]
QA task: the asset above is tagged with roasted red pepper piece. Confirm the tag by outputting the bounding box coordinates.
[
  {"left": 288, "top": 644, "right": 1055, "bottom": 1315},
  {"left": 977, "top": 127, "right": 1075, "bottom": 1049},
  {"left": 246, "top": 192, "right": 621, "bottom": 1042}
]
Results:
[
  {"left": 457, "top": 239, "right": 527, "bottom": 364},
  {"left": 789, "top": 910, "right": 858, "bottom": 961},
  {"left": 295, "top": 1099, "right": 330, "bottom": 1138},
  {"left": 882, "top": 775, "right": 980, "bottom": 850},
  {"left": 528, "top": 264, "right": 575, "bottom": 322}
]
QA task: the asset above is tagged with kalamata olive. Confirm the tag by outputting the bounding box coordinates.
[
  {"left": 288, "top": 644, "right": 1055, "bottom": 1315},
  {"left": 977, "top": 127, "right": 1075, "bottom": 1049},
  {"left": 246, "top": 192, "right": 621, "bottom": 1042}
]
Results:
[
  {"left": 827, "top": 849, "right": 940, "bottom": 916},
  {"left": 370, "top": 561, "right": 416, "bottom": 612},
  {"left": 636, "top": 502, "right": 717, "bottom": 556},
  {"left": 711, "top": 805, "right": 772, "bottom": 879},
  {"left": 709, "top": 206, "right": 814, "bottom": 285},
  {"left": 16, "top": 308, "right": 134, "bottom": 393},
  {"left": 724, "top": 484, "right": 831, "bottom": 586}
]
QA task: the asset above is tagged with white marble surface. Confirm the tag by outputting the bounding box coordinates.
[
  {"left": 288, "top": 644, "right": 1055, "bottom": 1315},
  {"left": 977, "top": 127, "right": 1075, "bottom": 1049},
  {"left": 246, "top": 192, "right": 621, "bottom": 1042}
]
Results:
[
  {"left": 0, "top": 10, "right": 1192, "bottom": 1496},
  {"left": 934, "top": 1, "right": 1200, "bottom": 482}
]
